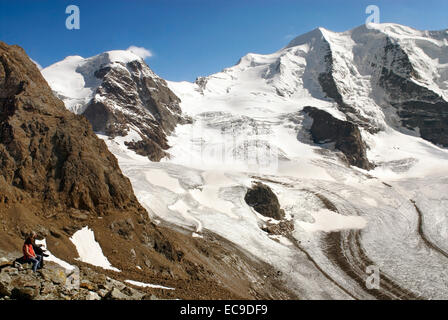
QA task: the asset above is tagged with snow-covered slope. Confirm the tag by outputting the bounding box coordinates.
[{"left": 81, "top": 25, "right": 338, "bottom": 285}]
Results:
[{"left": 43, "top": 23, "right": 448, "bottom": 299}]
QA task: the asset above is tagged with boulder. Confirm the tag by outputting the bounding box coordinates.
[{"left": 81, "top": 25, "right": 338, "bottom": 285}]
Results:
[
  {"left": 10, "top": 276, "right": 41, "bottom": 300},
  {"left": 0, "top": 272, "right": 12, "bottom": 297},
  {"left": 86, "top": 291, "right": 101, "bottom": 300},
  {"left": 0, "top": 257, "right": 10, "bottom": 267},
  {"left": 40, "top": 267, "right": 66, "bottom": 285},
  {"left": 80, "top": 280, "right": 96, "bottom": 291},
  {"left": 2, "top": 266, "right": 19, "bottom": 276},
  {"left": 104, "top": 287, "right": 129, "bottom": 300},
  {"left": 39, "top": 282, "right": 58, "bottom": 296},
  {"left": 11, "top": 287, "right": 37, "bottom": 300},
  {"left": 97, "top": 289, "right": 109, "bottom": 298},
  {"left": 245, "top": 182, "right": 285, "bottom": 220}
]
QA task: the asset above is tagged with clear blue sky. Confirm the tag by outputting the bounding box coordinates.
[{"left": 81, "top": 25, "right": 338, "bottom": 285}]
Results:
[{"left": 1, "top": 0, "right": 447, "bottom": 81}]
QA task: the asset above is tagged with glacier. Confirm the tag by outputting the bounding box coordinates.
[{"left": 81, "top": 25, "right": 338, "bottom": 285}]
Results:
[{"left": 43, "top": 23, "right": 448, "bottom": 299}]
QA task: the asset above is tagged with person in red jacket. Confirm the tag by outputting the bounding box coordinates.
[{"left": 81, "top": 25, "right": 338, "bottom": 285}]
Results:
[
  {"left": 29, "top": 231, "right": 48, "bottom": 268},
  {"left": 23, "top": 236, "right": 42, "bottom": 272}
]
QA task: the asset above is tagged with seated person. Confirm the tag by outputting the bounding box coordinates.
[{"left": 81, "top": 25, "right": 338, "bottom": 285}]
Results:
[
  {"left": 29, "top": 231, "right": 48, "bottom": 268},
  {"left": 22, "top": 236, "right": 42, "bottom": 272}
]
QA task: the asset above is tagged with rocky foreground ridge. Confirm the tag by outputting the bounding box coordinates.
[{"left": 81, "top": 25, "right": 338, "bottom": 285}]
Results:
[{"left": 0, "top": 257, "right": 160, "bottom": 301}]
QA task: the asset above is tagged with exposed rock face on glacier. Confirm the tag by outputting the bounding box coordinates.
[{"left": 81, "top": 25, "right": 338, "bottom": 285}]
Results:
[
  {"left": 245, "top": 182, "right": 285, "bottom": 220},
  {"left": 43, "top": 51, "right": 185, "bottom": 161},
  {"left": 303, "top": 106, "right": 373, "bottom": 170},
  {"left": 378, "top": 38, "right": 448, "bottom": 147}
]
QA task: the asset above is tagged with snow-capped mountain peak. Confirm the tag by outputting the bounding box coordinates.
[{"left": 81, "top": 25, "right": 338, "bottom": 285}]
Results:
[
  {"left": 285, "top": 27, "right": 329, "bottom": 48},
  {"left": 43, "top": 49, "right": 184, "bottom": 161},
  {"left": 181, "top": 23, "right": 448, "bottom": 147},
  {"left": 43, "top": 50, "right": 148, "bottom": 114}
]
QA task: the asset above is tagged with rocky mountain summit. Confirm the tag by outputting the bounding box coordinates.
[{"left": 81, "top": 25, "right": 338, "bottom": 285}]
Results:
[
  {"left": 43, "top": 51, "right": 187, "bottom": 161},
  {"left": 43, "top": 25, "right": 448, "bottom": 170},
  {"left": 312, "top": 24, "right": 448, "bottom": 147}
]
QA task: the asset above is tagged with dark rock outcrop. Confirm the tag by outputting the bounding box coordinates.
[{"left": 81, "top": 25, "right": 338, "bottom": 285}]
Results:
[
  {"left": 261, "top": 220, "right": 294, "bottom": 236},
  {"left": 124, "top": 138, "right": 167, "bottom": 162},
  {"left": 378, "top": 38, "right": 448, "bottom": 147},
  {"left": 245, "top": 182, "right": 285, "bottom": 220},
  {"left": 303, "top": 106, "right": 373, "bottom": 170}
]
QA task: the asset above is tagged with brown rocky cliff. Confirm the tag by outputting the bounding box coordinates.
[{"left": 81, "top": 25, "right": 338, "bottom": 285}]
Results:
[{"left": 0, "top": 42, "right": 141, "bottom": 214}]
